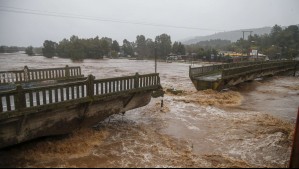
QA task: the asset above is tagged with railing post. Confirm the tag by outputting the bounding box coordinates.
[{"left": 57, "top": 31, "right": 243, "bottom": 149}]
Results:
[
  {"left": 134, "top": 72, "right": 139, "bottom": 88},
  {"left": 157, "top": 73, "right": 160, "bottom": 85},
  {"left": 65, "top": 65, "right": 70, "bottom": 79},
  {"left": 24, "top": 66, "right": 29, "bottom": 82},
  {"left": 15, "top": 85, "right": 26, "bottom": 110},
  {"left": 87, "top": 74, "right": 95, "bottom": 98}
]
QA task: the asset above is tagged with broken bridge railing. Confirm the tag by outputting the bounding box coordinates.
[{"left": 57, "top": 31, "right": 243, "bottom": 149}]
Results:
[
  {"left": 0, "top": 65, "right": 83, "bottom": 85},
  {"left": 221, "top": 61, "right": 296, "bottom": 79},
  {"left": 189, "top": 60, "right": 298, "bottom": 79},
  {"left": 0, "top": 73, "right": 161, "bottom": 119}
]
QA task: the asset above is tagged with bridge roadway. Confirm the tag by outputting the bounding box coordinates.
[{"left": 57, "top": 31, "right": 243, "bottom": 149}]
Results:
[
  {"left": 189, "top": 60, "right": 298, "bottom": 90},
  {"left": 0, "top": 66, "right": 163, "bottom": 149}
]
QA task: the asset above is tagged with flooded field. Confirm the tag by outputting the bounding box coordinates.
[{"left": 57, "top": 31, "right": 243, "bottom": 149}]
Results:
[{"left": 0, "top": 53, "right": 298, "bottom": 167}]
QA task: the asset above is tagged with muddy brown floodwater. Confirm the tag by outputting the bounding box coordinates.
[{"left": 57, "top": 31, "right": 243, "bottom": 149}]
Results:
[{"left": 0, "top": 53, "right": 298, "bottom": 167}]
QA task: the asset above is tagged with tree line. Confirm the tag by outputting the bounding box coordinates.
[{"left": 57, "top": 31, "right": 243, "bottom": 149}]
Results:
[
  {"left": 12, "top": 24, "right": 299, "bottom": 62},
  {"left": 37, "top": 34, "right": 187, "bottom": 60},
  {"left": 228, "top": 24, "right": 299, "bottom": 59},
  {"left": 0, "top": 46, "right": 25, "bottom": 53},
  {"left": 184, "top": 24, "right": 299, "bottom": 61}
]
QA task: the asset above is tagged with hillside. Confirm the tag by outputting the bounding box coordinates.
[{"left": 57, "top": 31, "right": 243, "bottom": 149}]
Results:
[{"left": 182, "top": 27, "right": 273, "bottom": 45}]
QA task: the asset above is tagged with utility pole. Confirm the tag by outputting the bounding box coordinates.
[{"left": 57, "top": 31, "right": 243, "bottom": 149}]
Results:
[
  {"left": 241, "top": 30, "right": 253, "bottom": 61},
  {"left": 154, "top": 43, "right": 157, "bottom": 73}
]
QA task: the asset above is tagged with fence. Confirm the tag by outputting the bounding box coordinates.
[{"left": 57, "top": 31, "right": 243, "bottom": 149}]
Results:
[
  {"left": 0, "top": 73, "right": 160, "bottom": 114},
  {"left": 0, "top": 65, "right": 83, "bottom": 85},
  {"left": 221, "top": 61, "right": 296, "bottom": 79},
  {"left": 190, "top": 60, "right": 297, "bottom": 78}
]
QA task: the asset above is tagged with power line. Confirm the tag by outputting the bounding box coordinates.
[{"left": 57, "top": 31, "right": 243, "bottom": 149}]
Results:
[{"left": 0, "top": 5, "right": 226, "bottom": 32}]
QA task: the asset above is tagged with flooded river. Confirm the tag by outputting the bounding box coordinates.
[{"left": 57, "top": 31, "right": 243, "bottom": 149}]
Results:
[{"left": 0, "top": 53, "right": 298, "bottom": 167}]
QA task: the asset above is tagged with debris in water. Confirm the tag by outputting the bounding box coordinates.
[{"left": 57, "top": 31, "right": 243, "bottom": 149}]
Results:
[{"left": 174, "top": 89, "right": 243, "bottom": 107}]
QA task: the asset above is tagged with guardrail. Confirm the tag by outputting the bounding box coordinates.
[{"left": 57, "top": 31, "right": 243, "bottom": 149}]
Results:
[
  {"left": 0, "top": 73, "right": 160, "bottom": 114},
  {"left": 0, "top": 65, "right": 83, "bottom": 85},
  {"left": 189, "top": 60, "right": 297, "bottom": 78},
  {"left": 189, "top": 61, "right": 264, "bottom": 78},
  {"left": 221, "top": 61, "right": 296, "bottom": 79}
]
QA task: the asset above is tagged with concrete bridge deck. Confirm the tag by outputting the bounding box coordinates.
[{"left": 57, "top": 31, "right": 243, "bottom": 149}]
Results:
[
  {"left": 189, "top": 60, "right": 298, "bottom": 90},
  {"left": 0, "top": 66, "right": 163, "bottom": 149}
]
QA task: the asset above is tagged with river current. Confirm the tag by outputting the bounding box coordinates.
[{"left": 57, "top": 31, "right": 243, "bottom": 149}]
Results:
[{"left": 0, "top": 53, "right": 298, "bottom": 167}]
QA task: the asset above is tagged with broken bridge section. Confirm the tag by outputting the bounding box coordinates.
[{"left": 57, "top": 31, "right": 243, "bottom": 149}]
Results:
[
  {"left": 0, "top": 66, "right": 163, "bottom": 149},
  {"left": 189, "top": 60, "right": 298, "bottom": 90}
]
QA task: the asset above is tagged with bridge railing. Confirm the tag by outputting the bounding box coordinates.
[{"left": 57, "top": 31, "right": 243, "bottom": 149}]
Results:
[
  {"left": 189, "top": 61, "right": 264, "bottom": 78},
  {"left": 222, "top": 61, "right": 296, "bottom": 79},
  {"left": 189, "top": 64, "right": 222, "bottom": 78},
  {"left": 93, "top": 73, "right": 160, "bottom": 97},
  {"left": 190, "top": 60, "right": 296, "bottom": 78},
  {"left": 0, "top": 80, "right": 87, "bottom": 113},
  {"left": 0, "top": 65, "right": 83, "bottom": 85},
  {"left": 0, "top": 73, "right": 160, "bottom": 114}
]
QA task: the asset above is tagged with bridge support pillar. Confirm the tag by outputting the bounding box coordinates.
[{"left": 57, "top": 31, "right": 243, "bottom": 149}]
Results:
[{"left": 290, "top": 107, "right": 299, "bottom": 168}]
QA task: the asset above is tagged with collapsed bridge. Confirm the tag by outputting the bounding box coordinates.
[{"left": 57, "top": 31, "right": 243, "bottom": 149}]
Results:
[
  {"left": 0, "top": 65, "right": 163, "bottom": 149},
  {"left": 189, "top": 60, "right": 298, "bottom": 90}
]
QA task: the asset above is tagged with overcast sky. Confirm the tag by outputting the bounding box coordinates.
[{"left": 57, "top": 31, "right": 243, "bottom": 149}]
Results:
[{"left": 0, "top": 0, "right": 298, "bottom": 47}]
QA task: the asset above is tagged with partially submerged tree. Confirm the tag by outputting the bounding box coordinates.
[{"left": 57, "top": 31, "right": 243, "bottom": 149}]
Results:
[{"left": 25, "top": 46, "right": 34, "bottom": 56}]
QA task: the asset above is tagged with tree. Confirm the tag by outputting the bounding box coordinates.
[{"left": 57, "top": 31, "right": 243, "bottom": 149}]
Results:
[
  {"left": 230, "top": 24, "right": 299, "bottom": 60},
  {"left": 271, "top": 24, "right": 283, "bottom": 45},
  {"left": 56, "top": 38, "right": 70, "bottom": 58},
  {"left": 155, "top": 34, "right": 172, "bottom": 59},
  {"left": 42, "top": 40, "right": 57, "bottom": 58},
  {"left": 136, "top": 35, "right": 147, "bottom": 57},
  {"left": 68, "top": 35, "right": 85, "bottom": 60},
  {"left": 101, "top": 37, "right": 112, "bottom": 46},
  {"left": 25, "top": 46, "right": 34, "bottom": 56},
  {"left": 99, "top": 38, "right": 110, "bottom": 57},
  {"left": 178, "top": 42, "right": 186, "bottom": 55},
  {"left": 145, "top": 38, "right": 155, "bottom": 58},
  {"left": 111, "top": 40, "right": 120, "bottom": 52},
  {"left": 172, "top": 41, "right": 179, "bottom": 54},
  {"left": 172, "top": 41, "right": 186, "bottom": 55},
  {"left": 123, "top": 39, "right": 134, "bottom": 57},
  {"left": 0, "top": 46, "right": 5, "bottom": 53}
]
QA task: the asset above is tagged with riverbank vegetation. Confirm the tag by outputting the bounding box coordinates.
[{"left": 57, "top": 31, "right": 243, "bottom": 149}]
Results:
[{"left": 2, "top": 24, "right": 298, "bottom": 61}]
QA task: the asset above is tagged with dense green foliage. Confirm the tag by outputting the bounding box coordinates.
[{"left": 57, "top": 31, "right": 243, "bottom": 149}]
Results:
[
  {"left": 123, "top": 39, "right": 135, "bottom": 57},
  {"left": 111, "top": 40, "right": 120, "bottom": 52},
  {"left": 191, "top": 39, "right": 231, "bottom": 50},
  {"left": 136, "top": 35, "right": 147, "bottom": 57},
  {"left": 184, "top": 24, "right": 299, "bottom": 61},
  {"left": 25, "top": 46, "right": 34, "bottom": 56},
  {"left": 0, "top": 46, "right": 24, "bottom": 53},
  {"left": 233, "top": 25, "right": 299, "bottom": 59},
  {"left": 172, "top": 41, "right": 185, "bottom": 55},
  {"left": 155, "top": 34, "right": 172, "bottom": 59},
  {"left": 44, "top": 36, "right": 113, "bottom": 60},
  {"left": 2, "top": 24, "right": 297, "bottom": 63},
  {"left": 42, "top": 40, "right": 57, "bottom": 58},
  {"left": 38, "top": 34, "right": 183, "bottom": 60}
]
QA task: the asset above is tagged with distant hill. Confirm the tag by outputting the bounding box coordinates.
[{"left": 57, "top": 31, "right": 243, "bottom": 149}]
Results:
[{"left": 182, "top": 26, "right": 273, "bottom": 45}]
